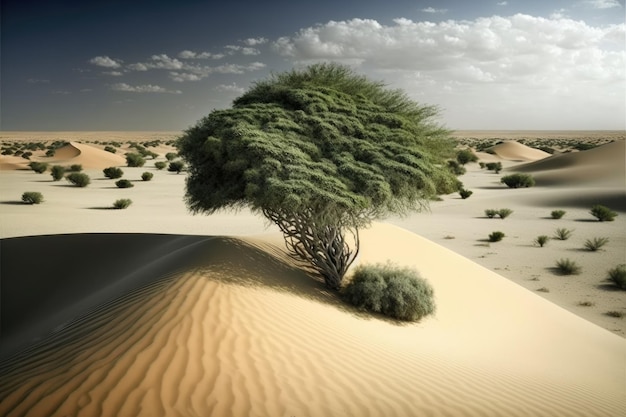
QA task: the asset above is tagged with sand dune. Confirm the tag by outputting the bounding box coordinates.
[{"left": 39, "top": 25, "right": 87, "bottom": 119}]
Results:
[
  {"left": 47, "top": 142, "right": 127, "bottom": 169},
  {"left": 1, "top": 225, "right": 625, "bottom": 417},
  {"left": 490, "top": 140, "right": 551, "bottom": 161}
]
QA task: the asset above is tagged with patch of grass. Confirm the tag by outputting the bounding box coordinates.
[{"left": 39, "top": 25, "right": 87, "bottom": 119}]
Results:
[
  {"left": 534, "top": 235, "right": 550, "bottom": 247},
  {"left": 551, "top": 210, "right": 566, "bottom": 219},
  {"left": 500, "top": 173, "right": 535, "bottom": 188},
  {"left": 605, "top": 311, "right": 623, "bottom": 318},
  {"left": 583, "top": 237, "right": 609, "bottom": 252},
  {"left": 554, "top": 228, "right": 573, "bottom": 240},
  {"left": 66, "top": 172, "right": 90, "bottom": 187},
  {"left": 115, "top": 179, "right": 134, "bottom": 188},
  {"left": 497, "top": 208, "right": 513, "bottom": 219},
  {"left": 21, "top": 191, "right": 44, "bottom": 204},
  {"left": 590, "top": 204, "right": 617, "bottom": 222},
  {"left": 555, "top": 258, "right": 581, "bottom": 275},
  {"left": 459, "top": 188, "right": 473, "bottom": 199},
  {"left": 488, "top": 231, "right": 505, "bottom": 242},
  {"left": 606, "top": 265, "right": 626, "bottom": 290},
  {"left": 113, "top": 198, "right": 132, "bottom": 209},
  {"left": 141, "top": 172, "right": 154, "bottom": 181}
]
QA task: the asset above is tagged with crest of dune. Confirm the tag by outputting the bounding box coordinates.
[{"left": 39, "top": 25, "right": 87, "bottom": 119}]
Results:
[
  {"left": 48, "top": 142, "right": 126, "bottom": 169},
  {"left": 490, "top": 140, "right": 551, "bottom": 161}
]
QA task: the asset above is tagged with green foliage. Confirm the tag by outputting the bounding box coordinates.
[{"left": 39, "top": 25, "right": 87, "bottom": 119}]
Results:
[
  {"left": 115, "top": 179, "right": 134, "bottom": 188},
  {"left": 605, "top": 310, "right": 623, "bottom": 318},
  {"left": 456, "top": 149, "right": 478, "bottom": 165},
  {"left": 168, "top": 160, "right": 185, "bottom": 173},
  {"left": 497, "top": 208, "right": 513, "bottom": 219},
  {"left": 485, "top": 209, "right": 498, "bottom": 218},
  {"left": 103, "top": 166, "right": 124, "bottom": 179},
  {"left": 606, "top": 265, "right": 626, "bottom": 290},
  {"left": 125, "top": 153, "right": 146, "bottom": 167},
  {"left": 478, "top": 162, "right": 486, "bottom": 169},
  {"left": 21, "top": 191, "right": 44, "bottom": 204},
  {"left": 485, "top": 162, "right": 502, "bottom": 173},
  {"left": 590, "top": 205, "right": 617, "bottom": 222},
  {"left": 551, "top": 210, "right": 566, "bottom": 219},
  {"left": 50, "top": 165, "right": 66, "bottom": 181},
  {"left": 554, "top": 228, "right": 573, "bottom": 240},
  {"left": 555, "top": 258, "right": 581, "bottom": 275},
  {"left": 66, "top": 172, "right": 90, "bottom": 187},
  {"left": 104, "top": 145, "right": 117, "bottom": 153},
  {"left": 178, "top": 63, "right": 461, "bottom": 289},
  {"left": 45, "top": 149, "right": 56, "bottom": 157},
  {"left": 500, "top": 173, "right": 535, "bottom": 188},
  {"left": 113, "top": 198, "right": 132, "bottom": 209},
  {"left": 459, "top": 188, "right": 473, "bottom": 199},
  {"left": 141, "top": 171, "right": 154, "bottom": 181},
  {"left": 534, "top": 235, "right": 550, "bottom": 247},
  {"left": 28, "top": 162, "right": 48, "bottom": 174},
  {"left": 488, "top": 231, "right": 505, "bottom": 242},
  {"left": 154, "top": 161, "right": 167, "bottom": 170},
  {"left": 447, "top": 160, "right": 466, "bottom": 175},
  {"left": 341, "top": 262, "right": 435, "bottom": 321},
  {"left": 165, "top": 152, "right": 178, "bottom": 161},
  {"left": 68, "top": 164, "right": 83, "bottom": 172},
  {"left": 584, "top": 237, "right": 609, "bottom": 251}
]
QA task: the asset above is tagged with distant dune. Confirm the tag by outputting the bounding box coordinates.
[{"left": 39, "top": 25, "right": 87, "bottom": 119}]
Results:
[{"left": 491, "top": 140, "right": 551, "bottom": 161}]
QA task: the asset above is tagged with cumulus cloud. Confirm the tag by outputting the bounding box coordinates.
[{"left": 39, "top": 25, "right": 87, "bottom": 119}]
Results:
[
  {"left": 225, "top": 45, "right": 261, "bottom": 55},
  {"left": 103, "top": 71, "right": 123, "bottom": 76},
  {"left": 584, "top": 0, "right": 621, "bottom": 8},
  {"left": 111, "top": 83, "right": 182, "bottom": 94},
  {"left": 422, "top": 7, "right": 448, "bottom": 13},
  {"left": 497, "top": 1, "right": 508, "bottom": 5},
  {"left": 243, "top": 37, "right": 268, "bottom": 46},
  {"left": 89, "top": 56, "right": 122, "bottom": 68},
  {"left": 215, "top": 82, "right": 246, "bottom": 94},
  {"left": 178, "top": 50, "right": 223, "bottom": 60},
  {"left": 170, "top": 72, "right": 203, "bottom": 82}
]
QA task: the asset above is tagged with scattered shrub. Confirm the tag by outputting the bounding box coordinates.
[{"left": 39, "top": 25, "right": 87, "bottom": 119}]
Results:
[
  {"left": 154, "top": 161, "right": 167, "bottom": 170},
  {"left": 113, "top": 198, "right": 132, "bottom": 209},
  {"left": 500, "top": 173, "right": 535, "bottom": 188},
  {"left": 115, "top": 179, "right": 134, "bottom": 188},
  {"left": 21, "top": 151, "right": 33, "bottom": 160},
  {"left": 28, "top": 162, "right": 48, "bottom": 174},
  {"left": 126, "top": 153, "right": 146, "bottom": 167},
  {"left": 459, "top": 188, "right": 473, "bottom": 199},
  {"left": 485, "top": 162, "right": 502, "bottom": 173},
  {"left": 589, "top": 204, "right": 617, "bottom": 222},
  {"left": 478, "top": 162, "right": 486, "bottom": 169},
  {"left": 578, "top": 301, "right": 595, "bottom": 307},
  {"left": 485, "top": 209, "right": 498, "bottom": 219},
  {"left": 45, "top": 149, "right": 56, "bottom": 157},
  {"left": 456, "top": 149, "right": 478, "bottom": 165},
  {"left": 605, "top": 311, "right": 623, "bottom": 318},
  {"left": 141, "top": 172, "right": 154, "bottom": 181},
  {"left": 584, "top": 237, "right": 609, "bottom": 252},
  {"left": 21, "top": 191, "right": 44, "bottom": 204},
  {"left": 551, "top": 210, "right": 566, "bottom": 219},
  {"left": 606, "top": 265, "right": 626, "bottom": 290},
  {"left": 534, "top": 235, "right": 550, "bottom": 247},
  {"left": 103, "top": 166, "right": 124, "bottom": 179},
  {"left": 536, "top": 287, "right": 550, "bottom": 293},
  {"left": 497, "top": 208, "right": 513, "bottom": 219},
  {"left": 50, "top": 165, "right": 66, "bottom": 181},
  {"left": 447, "top": 160, "right": 466, "bottom": 175},
  {"left": 68, "top": 164, "right": 83, "bottom": 172},
  {"left": 555, "top": 258, "right": 581, "bottom": 275},
  {"left": 554, "top": 228, "right": 573, "bottom": 240},
  {"left": 66, "top": 172, "right": 90, "bottom": 187},
  {"left": 104, "top": 145, "right": 117, "bottom": 153},
  {"left": 488, "top": 231, "right": 505, "bottom": 242},
  {"left": 165, "top": 152, "right": 178, "bottom": 161},
  {"left": 341, "top": 262, "right": 436, "bottom": 321},
  {"left": 168, "top": 161, "right": 185, "bottom": 174}
]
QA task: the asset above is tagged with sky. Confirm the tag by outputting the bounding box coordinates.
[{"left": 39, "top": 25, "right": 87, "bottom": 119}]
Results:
[{"left": 1, "top": 0, "right": 624, "bottom": 131}]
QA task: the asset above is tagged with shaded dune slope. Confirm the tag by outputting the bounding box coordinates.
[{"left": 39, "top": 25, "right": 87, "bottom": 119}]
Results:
[
  {"left": 491, "top": 141, "right": 550, "bottom": 161},
  {"left": 1, "top": 225, "right": 625, "bottom": 416},
  {"left": 48, "top": 142, "right": 126, "bottom": 169}
]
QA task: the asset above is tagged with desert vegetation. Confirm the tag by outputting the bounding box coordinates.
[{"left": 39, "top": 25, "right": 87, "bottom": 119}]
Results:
[
  {"left": 590, "top": 205, "right": 617, "bottom": 222},
  {"left": 21, "top": 191, "right": 44, "bottom": 204},
  {"left": 500, "top": 173, "right": 535, "bottom": 188},
  {"left": 488, "top": 231, "right": 505, "bottom": 242},
  {"left": 551, "top": 210, "right": 566, "bottom": 219},
  {"left": 154, "top": 161, "right": 167, "bottom": 170},
  {"left": 584, "top": 237, "right": 609, "bottom": 252},
  {"left": 167, "top": 161, "right": 185, "bottom": 174},
  {"left": 534, "top": 235, "right": 550, "bottom": 247},
  {"left": 125, "top": 153, "right": 146, "bottom": 167},
  {"left": 113, "top": 198, "right": 132, "bottom": 209},
  {"left": 555, "top": 258, "right": 582, "bottom": 275},
  {"left": 554, "top": 228, "right": 573, "bottom": 240},
  {"left": 65, "top": 172, "right": 90, "bottom": 187},
  {"left": 459, "top": 188, "right": 473, "bottom": 199},
  {"left": 485, "top": 162, "right": 502, "bottom": 173},
  {"left": 606, "top": 265, "right": 626, "bottom": 290},
  {"left": 115, "top": 179, "right": 134, "bottom": 188},
  {"left": 141, "top": 172, "right": 154, "bottom": 181},
  {"left": 50, "top": 165, "right": 66, "bottom": 181},
  {"left": 28, "top": 162, "right": 48, "bottom": 174},
  {"left": 103, "top": 167, "right": 124, "bottom": 179},
  {"left": 341, "top": 262, "right": 436, "bottom": 321},
  {"left": 497, "top": 208, "right": 513, "bottom": 219},
  {"left": 455, "top": 149, "right": 478, "bottom": 165}
]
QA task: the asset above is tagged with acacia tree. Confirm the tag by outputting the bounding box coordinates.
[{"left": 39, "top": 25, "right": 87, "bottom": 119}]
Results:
[{"left": 178, "top": 63, "right": 460, "bottom": 290}]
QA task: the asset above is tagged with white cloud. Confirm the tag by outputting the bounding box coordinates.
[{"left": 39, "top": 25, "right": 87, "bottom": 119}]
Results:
[
  {"left": 170, "top": 72, "right": 203, "bottom": 82},
  {"left": 150, "top": 54, "right": 184, "bottom": 70},
  {"left": 103, "top": 71, "right": 123, "bottom": 76},
  {"left": 128, "top": 63, "right": 149, "bottom": 71},
  {"left": 583, "top": 0, "right": 622, "bottom": 8},
  {"left": 225, "top": 45, "right": 261, "bottom": 55},
  {"left": 89, "top": 56, "right": 122, "bottom": 68},
  {"left": 216, "top": 82, "right": 246, "bottom": 94},
  {"left": 111, "top": 83, "right": 182, "bottom": 94},
  {"left": 497, "top": 1, "right": 508, "bottom": 5},
  {"left": 243, "top": 37, "right": 268, "bottom": 46},
  {"left": 51, "top": 90, "right": 71, "bottom": 95},
  {"left": 422, "top": 7, "right": 448, "bottom": 13},
  {"left": 178, "top": 50, "right": 223, "bottom": 59}
]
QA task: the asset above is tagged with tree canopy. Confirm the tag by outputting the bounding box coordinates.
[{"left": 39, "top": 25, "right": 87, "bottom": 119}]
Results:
[{"left": 178, "top": 63, "right": 461, "bottom": 288}]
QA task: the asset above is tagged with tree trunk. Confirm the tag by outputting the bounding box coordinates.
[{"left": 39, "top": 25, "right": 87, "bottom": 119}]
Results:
[{"left": 263, "top": 208, "right": 359, "bottom": 290}]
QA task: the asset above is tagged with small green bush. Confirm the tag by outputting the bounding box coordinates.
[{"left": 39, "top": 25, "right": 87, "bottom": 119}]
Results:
[
  {"left": 590, "top": 205, "right": 617, "bottom": 222},
  {"left": 126, "top": 153, "right": 146, "bottom": 167},
  {"left": 154, "top": 161, "right": 167, "bottom": 170},
  {"left": 478, "top": 162, "right": 486, "bottom": 169},
  {"left": 103, "top": 166, "right": 124, "bottom": 179},
  {"left": 45, "top": 149, "right": 56, "bottom": 157},
  {"left": 534, "top": 235, "right": 550, "bottom": 247},
  {"left": 488, "top": 231, "right": 505, "bottom": 242},
  {"left": 66, "top": 172, "right": 90, "bottom": 187},
  {"left": 605, "top": 310, "right": 623, "bottom": 318},
  {"left": 21, "top": 191, "right": 44, "bottom": 204},
  {"left": 555, "top": 258, "right": 581, "bottom": 275},
  {"left": 28, "top": 162, "right": 48, "bottom": 174},
  {"left": 50, "top": 165, "right": 66, "bottom": 181},
  {"left": 459, "top": 188, "right": 473, "bottom": 199},
  {"left": 485, "top": 162, "right": 502, "bottom": 173},
  {"left": 500, "top": 173, "right": 535, "bottom": 188},
  {"left": 584, "top": 237, "right": 609, "bottom": 251},
  {"left": 68, "top": 164, "right": 83, "bottom": 172},
  {"left": 141, "top": 172, "right": 154, "bottom": 181},
  {"left": 485, "top": 209, "right": 498, "bottom": 219},
  {"left": 456, "top": 149, "right": 478, "bottom": 165},
  {"left": 606, "top": 265, "right": 626, "bottom": 290},
  {"left": 113, "top": 198, "right": 132, "bottom": 209},
  {"left": 115, "top": 179, "right": 134, "bottom": 188},
  {"left": 168, "top": 161, "right": 185, "bottom": 174},
  {"left": 104, "top": 145, "right": 117, "bottom": 153},
  {"left": 551, "top": 210, "right": 566, "bottom": 219},
  {"left": 554, "top": 228, "right": 573, "bottom": 240},
  {"left": 447, "top": 160, "right": 466, "bottom": 175},
  {"left": 341, "top": 262, "right": 436, "bottom": 321},
  {"left": 497, "top": 208, "right": 513, "bottom": 219},
  {"left": 165, "top": 152, "right": 178, "bottom": 161}
]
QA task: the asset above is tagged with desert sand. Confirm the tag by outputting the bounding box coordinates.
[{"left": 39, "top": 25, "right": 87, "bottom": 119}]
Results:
[{"left": 0, "top": 131, "right": 625, "bottom": 416}]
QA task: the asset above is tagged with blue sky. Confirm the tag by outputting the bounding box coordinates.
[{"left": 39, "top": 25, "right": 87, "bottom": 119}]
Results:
[{"left": 1, "top": 0, "right": 624, "bottom": 131}]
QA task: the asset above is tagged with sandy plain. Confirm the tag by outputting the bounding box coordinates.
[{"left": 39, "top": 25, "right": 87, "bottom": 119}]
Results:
[{"left": 0, "top": 131, "right": 625, "bottom": 416}]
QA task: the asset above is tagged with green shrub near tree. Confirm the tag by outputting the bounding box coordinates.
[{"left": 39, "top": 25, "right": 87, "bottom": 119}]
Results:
[
  {"left": 485, "top": 162, "right": 502, "bottom": 173},
  {"left": 103, "top": 167, "right": 124, "bottom": 179},
  {"left": 459, "top": 188, "right": 473, "bottom": 199},
  {"left": 165, "top": 152, "right": 178, "bottom": 161},
  {"left": 447, "top": 160, "right": 466, "bottom": 175},
  {"left": 341, "top": 262, "right": 436, "bottom": 321},
  {"left": 104, "top": 145, "right": 117, "bottom": 153},
  {"left": 500, "top": 173, "right": 535, "bottom": 188},
  {"left": 28, "top": 162, "right": 48, "bottom": 174},
  {"left": 168, "top": 160, "right": 185, "bottom": 174},
  {"left": 68, "top": 164, "right": 83, "bottom": 172},
  {"left": 115, "top": 179, "right": 134, "bottom": 188},
  {"left": 141, "top": 172, "right": 154, "bottom": 181},
  {"left": 456, "top": 149, "right": 478, "bottom": 165},
  {"left": 50, "top": 165, "right": 66, "bottom": 181},
  {"left": 66, "top": 172, "right": 90, "bottom": 187},
  {"left": 497, "top": 208, "right": 513, "bottom": 219},
  {"left": 590, "top": 205, "right": 617, "bottom": 222},
  {"left": 154, "top": 161, "right": 167, "bottom": 170},
  {"left": 21, "top": 191, "right": 44, "bottom": 204},
  {"left": 485, "top": 209, "right": 498, "bottom": 218},
  {"left": 125, "top": 153, "right": 146, "bottom": 167}
]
